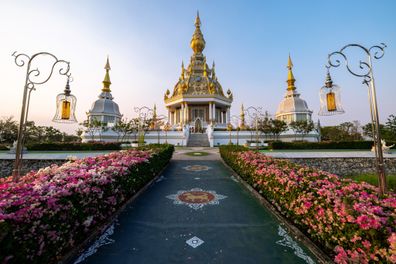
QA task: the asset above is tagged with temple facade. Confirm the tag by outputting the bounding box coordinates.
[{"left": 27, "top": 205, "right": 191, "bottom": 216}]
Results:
[{"left": 164, "top": 13, "right": 233, "bottom": 133}]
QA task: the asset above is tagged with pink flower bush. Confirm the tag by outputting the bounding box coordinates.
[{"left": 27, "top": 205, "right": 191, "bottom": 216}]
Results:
[
  {"left": 221, "top": 147, "right": 396, "bottom": 263},
  {"left": 0, "top": 145, "right": 173, "bottom": 263}
]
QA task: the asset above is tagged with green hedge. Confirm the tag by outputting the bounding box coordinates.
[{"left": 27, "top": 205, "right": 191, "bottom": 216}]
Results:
[
  {"left": 26, "top": 142, "right": 122, "bottom": 151},
  {"left": 268, "top": 140, "right": 396, "bottom": 150},
  {"left": 0, "top": 144, "right": 8, "bottom": 151}
]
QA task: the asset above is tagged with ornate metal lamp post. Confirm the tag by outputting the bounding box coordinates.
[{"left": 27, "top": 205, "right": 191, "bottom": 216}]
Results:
[
  {"left": 231, "top": 115, "right": 241, "bottom": 146},
  {"left": 12, "top": 51, "right": 76, "bottom": 179},
  {"left": 134, "top": 106, "right": 154, "bottom": 146},
  {"left": 319, "top": 43, "right": 387, "bottom": 194},
  {"left": 163, "top": 122, "right": 171, "bottom": 144},
  {"left": 245, "top": 106, "right": 263, "bottom": 150}
]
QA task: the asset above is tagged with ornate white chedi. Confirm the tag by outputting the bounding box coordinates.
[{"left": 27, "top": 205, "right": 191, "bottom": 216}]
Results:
[
  {"left": 276, "top": 55, "right": 312, "bottom": 123},
  {"left": 81, "top": 57, "right": 123, "bottom": 142},
  {"left": 164, "top": 12, "right": 233, "bottom": 132},
  {"left": 87, "top": 57, "right": 122, "bottom": 124}
]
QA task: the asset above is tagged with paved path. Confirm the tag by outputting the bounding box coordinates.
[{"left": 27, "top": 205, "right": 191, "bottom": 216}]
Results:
[{"left": 75, "top": 150, "right": 317, "bottom": 264}]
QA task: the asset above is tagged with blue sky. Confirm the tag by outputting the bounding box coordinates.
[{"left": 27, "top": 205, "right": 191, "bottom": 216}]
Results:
[{"left": 0, "top": 0, "right": 395, "bottom": 133}]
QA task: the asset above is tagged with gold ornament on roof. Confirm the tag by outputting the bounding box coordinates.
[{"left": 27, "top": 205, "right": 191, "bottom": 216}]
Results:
[
  {"left": 102, "top": 56, "right": 112, "bottom": 92},
  {"left": 286, "top": 54, "right": 296, "bottom": 91},
  {"left": 190, "top": 11, "right": 206, "bottom": 54}
]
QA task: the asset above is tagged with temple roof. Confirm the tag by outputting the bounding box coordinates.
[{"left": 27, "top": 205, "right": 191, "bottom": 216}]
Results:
[{"left": 164, "top": 13, "right": 233, "bottom": 104}]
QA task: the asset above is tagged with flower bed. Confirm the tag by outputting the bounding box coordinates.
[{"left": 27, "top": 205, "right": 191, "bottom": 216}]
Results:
[
  {"left": 220, "top": 145, "right": 396, "bottom": 263},
  {"left": 0, "top": 144, "right": 174, "bottom": 263}
]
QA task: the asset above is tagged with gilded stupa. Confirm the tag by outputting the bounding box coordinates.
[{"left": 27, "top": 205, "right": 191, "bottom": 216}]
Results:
[
  {"left": 164, "top": 12, "right": 233, "bottom": 132},
  {"left": 275, "top": 55, "right": 312, "bottom": 123}
]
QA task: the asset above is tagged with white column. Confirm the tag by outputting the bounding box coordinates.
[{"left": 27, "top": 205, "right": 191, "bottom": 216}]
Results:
[
  {"left": 173, "top": 111, "right": 176, "bottom": 125},
  {"left": 221, "top": 111, "right": 224, "bottom": 124},
  {"left": 180, "top": 104, "right": 184, "bottom": 125},
  {"left": 185, "top": 103, "right": 189, "bottom": 123},
  {"left": 212, "top": 103, "right": 216, "bottom": 122},
  {"left": 208, "top": 103, "right": 212, "bottom": 122},
  {"left": 167, "top": 108, "right": 170, "bottom": 123},
  {"left": 226, "top": 107, "right": 231, "bottom": 124}
]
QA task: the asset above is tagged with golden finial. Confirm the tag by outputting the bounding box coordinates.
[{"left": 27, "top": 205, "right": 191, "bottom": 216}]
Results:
[
  {"left": 240, "top": 103, "right": 246, "bottom": 129},
  {"left": 190, "top": 11, "right": 206, "bottom": 53},
  {"left": 153, "top": 104, "right": 157, "bottom": 119},
  {"left": 212, "top": 61, "right": 216, "bottom": 78},
  {"left": 195, "top": 11, "right": 201, "bottom": 27},
  {"left": 102, "top": 56, "right": 112, "bottom": 92},
  {"left": 181, "top": 61, "right": 185, "bottom": 79},
  {"left": 286, "top": 54, "right": 296, "bottom": 91},
  {"left": 203, "top": 58, "right": 208, "bottom": 77}
]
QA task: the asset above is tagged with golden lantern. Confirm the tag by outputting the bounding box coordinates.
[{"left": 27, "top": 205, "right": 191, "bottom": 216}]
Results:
[
  {"left": 53, "top": 77, "right": 77, "bottom": 123},
  {"left": 319, "top": 68, "right": 344, "bottom": 115}
]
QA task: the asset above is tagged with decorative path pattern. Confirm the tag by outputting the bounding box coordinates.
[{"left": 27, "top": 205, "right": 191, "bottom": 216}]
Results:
[
  {"left": 183, "top": 164, "right": 211, "bottom": 171},
  {"left": 78, "top": 154, "right": 317, "bottom": 264},
  {"left": 166, "top": 188, "right": 227, "bottom": 210}
]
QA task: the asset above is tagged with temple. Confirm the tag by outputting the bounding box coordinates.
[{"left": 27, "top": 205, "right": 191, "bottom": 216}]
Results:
[{"left": 164, "top": 12, "right": 233, "bottom": 132}]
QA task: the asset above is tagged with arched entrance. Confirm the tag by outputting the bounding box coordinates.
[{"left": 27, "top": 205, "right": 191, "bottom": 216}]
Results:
[{"left": 194, "top": 118, "right": 202, "bottom": 133}]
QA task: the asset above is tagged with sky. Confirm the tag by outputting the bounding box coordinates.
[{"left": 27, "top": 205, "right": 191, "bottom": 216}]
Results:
[{"left": 0, "top": 0, "right": 395, "bottom": 134}]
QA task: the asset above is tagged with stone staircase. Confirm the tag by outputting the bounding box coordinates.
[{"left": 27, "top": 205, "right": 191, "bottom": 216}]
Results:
[{"left": 187, "top": 133, "right": 210, "bottom": 147}]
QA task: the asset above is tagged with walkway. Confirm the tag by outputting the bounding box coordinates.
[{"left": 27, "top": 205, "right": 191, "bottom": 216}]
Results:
[{"left": 74, "top": 148, "right": 317, "bottom": 264}]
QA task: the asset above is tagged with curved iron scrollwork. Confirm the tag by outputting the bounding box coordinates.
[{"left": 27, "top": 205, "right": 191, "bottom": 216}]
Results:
[
  {"left": 327, "top": 43, "right": 386, "bottom": 85},
  {"left": 12, "top": 51, "right": 70, "bottom": 91}
]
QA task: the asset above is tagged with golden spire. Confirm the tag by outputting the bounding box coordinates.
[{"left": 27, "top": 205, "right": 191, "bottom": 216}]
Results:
[
  {"left": 203, "top": 58, "right": 208, "bottom": 77},
  {"left": 153, "top": 104, "right": 157, "bottom": 119},
  {"left": 181, "top": 61, "right": 185, "bottom": 79},
  {"left": 190, "top": 11, "right": 206, "bottom": 53},
  {"left": 102, "top": 56, "right": 112, "bottom": 92},
  {"left": 212, "top": 61, "right": 216, "bottom": 78},
  {"left": 240, "top": 103, "right": 246, "bottom": 129},
  {"left": 286, "top": 54, "right": 296, "bottom": 91}
]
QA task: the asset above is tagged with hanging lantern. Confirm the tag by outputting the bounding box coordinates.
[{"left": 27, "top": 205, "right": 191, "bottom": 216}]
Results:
[
  {"left": 53, "top": 77, "right": 77, "bottom": 123},
  {"left": 318, "top": 68, "right": 344, "bottom": 115}
]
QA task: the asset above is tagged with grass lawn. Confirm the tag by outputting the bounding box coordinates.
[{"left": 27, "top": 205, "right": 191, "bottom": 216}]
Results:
[{"left": 345, "top": 173, "right": 396, "bottom": 192}]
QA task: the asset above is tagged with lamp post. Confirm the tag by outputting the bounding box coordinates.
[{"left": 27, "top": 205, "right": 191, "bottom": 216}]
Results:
[
  {"left": 319, "top": 43, "right": 387, "bottom": 195},
  {"left": 245, "top": 106, "right": 263, "bottom": 150},
  {"left": 12, "top": 51, "right": 76, "bottom": 180},
  {"left": 134, "top": 106, "right": 154, "bottom": 146},
  {"left": 231, "top": 115, "right": 241, "bottom": 146}
]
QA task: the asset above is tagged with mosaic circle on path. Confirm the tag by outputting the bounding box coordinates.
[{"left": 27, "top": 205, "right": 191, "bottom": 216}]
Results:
[
  {"left": 178, "top": 191, "right": 215, "bottom": 204},
  {"left": 166, "top": 188, "right": 227, "bottom": 210},
  {"left": 183, "top": 165, "right": 211, "bottom": 171}
]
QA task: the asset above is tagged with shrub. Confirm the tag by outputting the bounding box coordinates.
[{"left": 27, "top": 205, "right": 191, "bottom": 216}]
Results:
[
  {"left": 26, "top": 142, "right": 122, "bottom": 151},
  {"left": 0, "top": 144, "right": 174, "bottom": 263},
  {"left": 220, "top": 145, "right": 396, "bottom": 263},
  {"left": 268, "top": 141, "right": 388, "bottom": 150}
]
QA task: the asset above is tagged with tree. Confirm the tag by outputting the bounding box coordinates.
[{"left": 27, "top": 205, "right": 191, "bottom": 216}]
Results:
[
  {"left": 43, "top": 126, "right": 63, "bottom": 142},
  {"left": 258, "top": 115, "right": 272, "bottom": 140},
  {"left": 301, "top": 120, "right": 315, "bottom": 140},
  {"left": 270, "top": 119, "right": 288, "bottom": 140},
  {"left": 0, "top": 116, "right": 18, "bottom": 144},
  {"left": 113, "top": 118, "right": 139, "bottom": 142},
  {"left": 289, "top": 121, "right": 305, "bottom": 141},
  {"left": 385, "top": 114, "right": 396, "bottom": 140}
]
